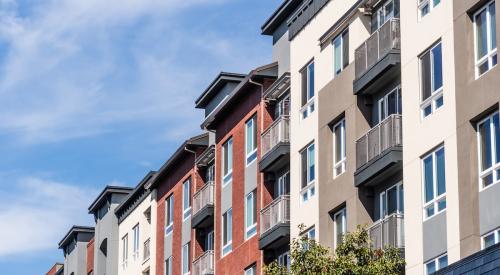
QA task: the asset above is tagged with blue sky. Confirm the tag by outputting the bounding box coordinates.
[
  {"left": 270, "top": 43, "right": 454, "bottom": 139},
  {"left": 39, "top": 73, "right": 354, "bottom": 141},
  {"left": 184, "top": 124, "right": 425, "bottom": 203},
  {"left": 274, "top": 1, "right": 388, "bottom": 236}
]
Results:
[{"left": 0, "top": 0, "right": 281, "bottom": 273}]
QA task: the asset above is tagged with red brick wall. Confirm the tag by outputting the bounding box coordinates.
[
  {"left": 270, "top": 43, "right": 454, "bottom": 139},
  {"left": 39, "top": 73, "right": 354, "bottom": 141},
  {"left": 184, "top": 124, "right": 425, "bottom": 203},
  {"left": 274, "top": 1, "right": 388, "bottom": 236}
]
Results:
[
  {"left": 87, "top": 237, "right": 94, "bottom": 274},
  {"left": 46, "top": 264, "right": 63, "bottom": 275}
]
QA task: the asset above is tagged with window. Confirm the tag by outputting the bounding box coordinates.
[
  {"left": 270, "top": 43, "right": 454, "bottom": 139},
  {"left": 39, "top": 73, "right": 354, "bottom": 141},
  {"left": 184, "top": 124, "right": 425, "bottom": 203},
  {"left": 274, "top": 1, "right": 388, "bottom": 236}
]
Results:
[
  {"left": 132, "top": 224, "right": 140, "bottom": 260},
  {"left": 121, "top": 234, "right": 128, "bottom": 269},
  {"left": 421, "top": 41, "right": 443, "bottom": 118},
  {"left": 275, "top": 95, "right": 290, "bottom": 119},
  {"left": 423, "top": 146, "right": 446, "bottom": 220},
  {"left": 482, "top": 228, "right": 500, "bottom": 248},
  {"left": 182, "top": 243, "right": 190, "bottom": 275},
  {"left": 378, "top": 86, "right": 402, "bottom": 123},
  {"left": 277, "top": 171, "right": 290, "bottom": 196},
  {"left": 305, "top": 226, "right": 316, "bottom": 240},
  {"left": 333, "top": 29, "right": 349, "bottom": 76},
  {"left": 165, "top": 195, "right": 174, "bottom": 235},
  {"left": 372, "top": 0, "right": 396, "bottom": 31},
  {"left": 333, "top": 119, "right": 346, "bottom": 177},
  {"left": 301, "top": 143, "right": 315, "bottom": 202},
  {"left": 300, "top": 61, "right": 315, "bottom": 119},
  {"left": 380, "top": 182, "right": 404, "bottom": 218},
  {"left": 474, "top": 1, "right": 497, "bottom": 77},
  {"left": 223, "top": 138, "right": 233, "bottom": 186},
  {"left": 245, "top": 190, "right": 257, "bottom": 239},
  {"left": 165, "top": 257, "right": 172, "bottom": 275},
  {"left": 183, "top": 179, "right": 191, "bottom": 220},
  {"left": 244, "top": 264, "right": 256, "bottom": 275},
  {"left": 222, "top": 208, "right": 232, "bottom": 256},
  {"left": 206, "top": 230, "right": 214, "bottom": 250},
  {"left": 278, "top": 251, "right": 291, "bottom": 271},
  {"left": 333, "top": 208, "right": 347, "bottom": 249},
  {"left": 206, "top": 163, "right": 215, "bottom": 182},
  {"left": 419, "top": 0, "right": 440, "bottom": 18},
  {"left": 477, "top": 112, "right": 500, "bottom": 189},
  {"left": 425, "top": 254, "right": 448, "bottom": 275},
  {"left": 246, "top": 115, "right": 258, "bottom": 165}
]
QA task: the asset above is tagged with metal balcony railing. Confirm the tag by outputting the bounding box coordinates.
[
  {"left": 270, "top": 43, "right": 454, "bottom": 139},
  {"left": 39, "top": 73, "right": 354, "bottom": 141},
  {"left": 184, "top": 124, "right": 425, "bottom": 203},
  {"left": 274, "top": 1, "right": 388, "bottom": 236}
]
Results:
[
  {"left": 261, "top": 116, "right": 290, "bottom": 157},
  {"left": 143, "top": 238, "right": 150, "bottom": 262},
  {"left": 192, "top": 250, "right": 214, "bottom": 275},
  {"left": 193, "top": 182, "right": 214, "bottom": 216},
  {"left": 356, "top": 114, "right": 402, "bottom": 169},
  {"left": 368, "top": 213, "right": 404, "bottom": 250},
  {"left": 355, "top": 18, "right": 401, "bottom": 79},
  {"left": 260, "top": 195, "right": 290, "bottom": 236}
]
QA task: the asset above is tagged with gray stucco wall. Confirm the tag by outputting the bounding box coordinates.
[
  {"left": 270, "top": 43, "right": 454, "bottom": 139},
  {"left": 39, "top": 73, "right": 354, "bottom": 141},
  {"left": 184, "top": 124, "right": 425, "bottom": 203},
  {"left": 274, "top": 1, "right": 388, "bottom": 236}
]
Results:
[
  {"left": 244, "top": 160, "right": 258, "bottom": 195},
  {"left": 272, "top": 23, "right": 291, "bottom": 77},
  {"left": 64, "top": 242, "right": 87, "bottom": 275},
  {"left": 164, "top": 232, "right": 173, "bottom": 258},
  {"left": 479, "top": 182, "right": 500, "bottom": 235},
  {"left": 204, "top": 82, "right": 239, "bottom": 117},
  {"left": 423, "top": 211, "right": 448, "bottom": 262},
  {"left": 182, "top": 216, "right": 191, "bottom": 245},
  {"left": 221, "top": 181, "right": 232, "bottom": 214}
]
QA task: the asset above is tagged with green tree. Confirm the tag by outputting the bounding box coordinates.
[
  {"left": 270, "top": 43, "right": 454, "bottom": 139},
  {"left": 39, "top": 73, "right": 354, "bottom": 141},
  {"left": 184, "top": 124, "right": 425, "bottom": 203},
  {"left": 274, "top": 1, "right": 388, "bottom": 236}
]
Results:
[{"left": 264, "top": 226, "right": 405, "bottom": 275}]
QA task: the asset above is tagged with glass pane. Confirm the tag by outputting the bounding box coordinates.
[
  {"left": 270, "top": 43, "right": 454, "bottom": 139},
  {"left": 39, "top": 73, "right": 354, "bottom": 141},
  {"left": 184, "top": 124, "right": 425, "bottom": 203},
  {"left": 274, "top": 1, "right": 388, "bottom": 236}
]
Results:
[
  {"left": 399, "top": 185, "right": 404, "bottom": 213},
  {"left": 379, "top": 99, "right": 386, "bottom": 122},
  {"left": 387, "top": 186, "right": 398, "bottom": 215},
  {"left": 223, "top": 143, "right": 228, "bottom": 175},
  {"left": 432, "top": 43, "right": 443, "bottom": 92},
  {"left": 433, "top": 0, "right": 440, "bottom": 7},
  {"left": 385, "top": 1, "right": 394, "bottom": 20},
  {"left": 436, "top": 95, "right": 444, "bottom": 108},
  {"left": 223, "top": 213, "right": 227, "bottom": 244},
  {"left": 246, "top": 121, "right": 252, "bottom": 154},
  {"left": 494, "top": 113, "right": 500, "bottom": 164},
  {"left": 484, "top": 233, "right": 495, "bottom": 248},
  {"left": 308, "top": 63, "right": 315, "bottom": 100},
  {"left": 246, "top": 194, "right": 252, "bottom": 227},
  {"left": 483, "top": 173, "right": 494, "bottom": 188},
  {"left": 424, "top": 155, "right": 435, "bottom": 202},
  {"left": 335, "top": 124, "right": 342, "bottom": 163},
  {"left": 493, "top": 53, "right": 498, "bottom": 66},
  {"left": 301, "top": 150, "right": 308, "bottom": 188},
  {"left": 424, "top": 105, "right": 432, "bottom": 117},
  {"left": 479, "top": 119, "right": 493, "bottom": 171},
  {"left": 490, "top": 3, "right": 496, "bottom": 50},
  {"left": 438, "top": 199, "right": 446, "bottom": 211},
  {"left": 334, "top": 38, "right": 342, "bottom": 75},
  {"left": 308, "top": 145, "right": 315, "bottom": 182},
  {"left": 381, "top": 192, "right": 387, "bottom": 217},
  {"left": 422, "top": 51, "right": 432, "bottom": 100},
  {"left": 479, "top": 60, "right": 490, "bottom": 75},
  {"left": 228, "top": 210, "right": 232, "bottom": 241},
  {"left": 426, "top": 205, "right": 435, "bottom": 218},
  {"left": 228, "top": 141, "right": 232, "bottom": 171},
  {"left": 342, "top": 30, "right": 349, "bottom": 68},
  {"left": 436, "top": 148, "right": 446, "bottom": 196},
  {"left": 438, "top": 255, "right": 448, "bottom": 269},
  {"left": 476, "top": 9, "right": 488, "bottom": 60},
  {"left": 335, "top": 212, "right": 344, "bottom": 245},
  {"left": 426, "top": 261, "right": 436, "bottom": 275},
  {"left": 387, "top": 91, "right": 397, "bottom": 116},
  {"left": 301, "top": 69, "right": 308, "bottom": 106}
]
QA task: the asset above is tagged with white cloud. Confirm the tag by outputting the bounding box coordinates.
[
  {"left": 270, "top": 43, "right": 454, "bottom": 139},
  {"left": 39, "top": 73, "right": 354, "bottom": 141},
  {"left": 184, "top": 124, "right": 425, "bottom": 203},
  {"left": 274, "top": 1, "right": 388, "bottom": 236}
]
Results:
[{"left": 0, "top": 177, "right": 99, "bottom": 257}]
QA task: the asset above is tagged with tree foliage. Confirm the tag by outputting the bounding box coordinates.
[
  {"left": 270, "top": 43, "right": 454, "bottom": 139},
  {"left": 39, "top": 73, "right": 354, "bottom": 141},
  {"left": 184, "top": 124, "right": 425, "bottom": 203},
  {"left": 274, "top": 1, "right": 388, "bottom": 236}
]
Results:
[{"left": 264, "top": 226, "right": 405, "bottom": 275}]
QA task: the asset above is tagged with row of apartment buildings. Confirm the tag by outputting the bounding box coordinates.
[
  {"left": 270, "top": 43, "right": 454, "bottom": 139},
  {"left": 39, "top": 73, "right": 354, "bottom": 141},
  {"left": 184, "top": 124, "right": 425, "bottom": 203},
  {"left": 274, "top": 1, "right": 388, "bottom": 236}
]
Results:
[{"left": 47, "top": 0, "right": 500, "bottom": 274}]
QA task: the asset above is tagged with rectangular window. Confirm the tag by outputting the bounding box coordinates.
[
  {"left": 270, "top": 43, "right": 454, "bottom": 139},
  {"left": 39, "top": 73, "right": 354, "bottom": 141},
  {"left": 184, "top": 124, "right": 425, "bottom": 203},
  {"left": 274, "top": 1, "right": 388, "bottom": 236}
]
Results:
[
  {"left": 165, "top": 195, "right": 174, "bottom": 235},
  {"left": 482, "top": 228, "right": 500, "bottom": 249},
  {"left": 133, "top": 224, "right": 140, "bottom": 259},
  {"left": 378, "top": 86, "right": 402, "bottom": 123},
  {"left": 425, "top": 254, "right": 448, "bottom": 275},
  {"left": 222, "top": 208, "right": 233, "bottom": 256},
  {"left": 421, "top": 41, "right": 444, "bottom": 118},
  {"left": 300, "top": 61, "right": 315, "bottom": 119},
  {"left": 301, "top": 143, "right": 316, "bottom": 202},
  {"left": 182, "top": 243, "right": 190, "bottom": 275},
  {"left": 423, "top": 146, "right": 446, "bottom": 220},
  {"left": 245, "top": 190, "right": 257, "bottom": 239},
  {"left": 165, "top": 257, "right": 172, "bottom": 275},
  {"left": 419, "top": 0, "right": 440, "bottom": 18},
  {"left": 223, "top": 138, "right": 233, "bottom": 186},
  {"left": 122, "top": 234, "right": 128, "bottom": 269},
  {"left": 244, "top": 264, "right": 256, "bottom": 275},
  {"left": 373, "top": 0, "right": 396, "bottom": 31},
  {"left": 246, "top": 115, "right": 258, "bottom": 165},
  {"left": 380, "top": 182, "right": 404, "bottom": 218},
  {"left": 277, "top": 171, "right": 290, "bottom": 196},
  {"left": 333, "top": 29, "right": 349, "bottom": 76},
  {"left": 333, "top": 208, "right": 347, "bottom": 249},
  {"left": 333, "top": 119, "right": 346, "bottom": 177},
  {"left": 206, "top": 230, "right": 214, "bottom": 250},
  {"left": 183, "top": 179, "right": 191, "bottom": 220},
  {"left": 278, "top": 251, "right": 291, "bottom": 271},
  {"left": 475, "top": 1, "right": 497, "bottom": 77},
  {"left": 477, "top": 112, "right": 500, "bottom": 189}
]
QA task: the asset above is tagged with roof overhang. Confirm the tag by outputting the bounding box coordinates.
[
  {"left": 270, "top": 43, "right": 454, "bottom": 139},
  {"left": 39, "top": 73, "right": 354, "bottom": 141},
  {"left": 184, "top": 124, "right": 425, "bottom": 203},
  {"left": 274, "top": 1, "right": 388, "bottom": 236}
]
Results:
[
  {"left": 114, "top": 171, "right": 157, "bottom": 218},
  {"left": 261, "top": 0, "right": 303, "bottom": 35},
  {"left": 195, "top": 72, "right": 246, "bottom": 109},
  {"left": 58, "top": 226, "right": 95, "bottom": 249},
  {"left": 88, "top": 186, "right": 133, "bottom": 214}
]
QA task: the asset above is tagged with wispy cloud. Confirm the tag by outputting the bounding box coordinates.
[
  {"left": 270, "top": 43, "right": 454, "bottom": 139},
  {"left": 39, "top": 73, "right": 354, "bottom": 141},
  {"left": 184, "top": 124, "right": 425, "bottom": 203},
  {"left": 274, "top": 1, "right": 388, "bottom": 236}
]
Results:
[{"left": 0, "top": 177, "right": 99, "bottom": 257}]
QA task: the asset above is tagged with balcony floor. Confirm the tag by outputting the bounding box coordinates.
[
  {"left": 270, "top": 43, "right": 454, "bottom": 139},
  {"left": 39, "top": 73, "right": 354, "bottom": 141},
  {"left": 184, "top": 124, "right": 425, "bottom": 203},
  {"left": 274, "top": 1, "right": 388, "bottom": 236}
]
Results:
[
  {"left": 259, "top": 222, "right": 290, "bottom": 250},
  {"left": 354, "top": 50, "right": 401, "bottom": 96},
  {"left": 259, "top": 142, "right": 290, "bottom": 172},
  {"left": 354, "top": 146, "right": 402, "bottom": 187},
  {"left": 191, "top": 205, "right": 214, "bottom": 229}
]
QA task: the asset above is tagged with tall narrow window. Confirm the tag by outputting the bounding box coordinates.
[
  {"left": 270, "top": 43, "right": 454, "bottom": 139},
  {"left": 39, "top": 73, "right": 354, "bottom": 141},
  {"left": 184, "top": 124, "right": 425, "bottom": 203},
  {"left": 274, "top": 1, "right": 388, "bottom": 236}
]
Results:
[
  {"left": 121, "top": 234, "right": 128, "bottom": 269},
  {"left": 380, "top": 183, "right": 404, "bottom": 218},
  {"left": 132, "top": 224, "right": 140, "bottom": 260},
  {"left": 246, "top": 115, "right": 258, "bottom": 165},
  {"left": 423, "top": 146, "right": 446, "bottom": 220},
  {"left": 333, "top": 208, "right": 347, "bottom": 249},
  {"left": 333, "top": 29, "right": 349, "bottom": 76},
  {"left": 206, "top": 163, "right": 215, "bottom": 182},
  {"left": 182, "top": 243, "right": 190, "bottom": 275},
  {"left": 278, "top": 251, "right": 291, "bottom": 271},
  {"left": 206, "top": 230, "right": 214, "bottom": 250},
  {"left": 419, "top": 0, "right": 440, "bottom": 18},
  {"left": 301, "top": 143, "right": 315, "bottom": 202},
  {"left": 482, "top": 228, "right": 500, "bottom": 249},
  {"left": 333, "top": 119, "right": 346, "bottom": 177},
  {"left": 477, "top": 112, "right": 500, "bottom": 189},
  {"left": 277, "top": 171, "right": 290, "bottom": 196},
  {"left": 372, "top": 0, "right": 396, "bottom": 31},
  {"left": 183, "top": 179, "right": 191, "bottom": 220},
  {"left": 165, "top": 257, "right": 172, "bottom": 275},
  {"left": 222, "top": 138, "right": 233, "bottom": 186},
  {"left": 222, "top": 208, "right": 232, "bottom": 256},
  {"left": 165, "top": 195, "right": 174, "bottom": 235},
  {"left": 475, "top": 1, "right": 497, "bottom": 77},
  {"left": 245, "top": 190, "right": 257, "bottom": 239},
  {"left": 421, "top": 41, "right": 443, "bottom": 118},
  {"left": 378, "top": 86, "right": 402, "bottom": 123},
  {"left": 300, "top": 61, "right": 315, "bottom": 119},
  {"left": 425, "top": 254, "right": 448, "bottom": 275}
]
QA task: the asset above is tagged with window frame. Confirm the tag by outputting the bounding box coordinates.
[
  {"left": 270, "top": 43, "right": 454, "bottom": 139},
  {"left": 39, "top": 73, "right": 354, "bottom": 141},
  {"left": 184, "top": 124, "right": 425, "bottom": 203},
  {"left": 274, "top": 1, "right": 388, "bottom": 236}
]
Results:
[
  {"left": 474, "top": 0, "right": 497, "bottom": 78},
  {"left": 374, "top": 0, "right": 396, "bottom": 30},
  {"left": 333, "top": 208, "right": 347, "bottom": 249},
  {"left": 222, "top": 138, "right": 233, "bottom": 186},
  {"left": 182, "top": 242, "right": 190, "bottom": 275},
  {"left": 332, "top": 28, "right": 349, "bottom": 77},
  {"left": 277, "top": 171, "right": 290, "bottom": 196},
  {"left": 245, "top": 190, "right": 258, "bottom": 239},
  {"left": 422, "top": 146, "right": 446, "bottom": 221},
  {"left": 165, "top": 194, "right": 174, "bottom": 236},
  {"left": 121, "top": 234, "right": 128, "bottom": 269},
  {"left": 377, "top": 86, "right": 402, "bottom": 123},
  {"left": 183, "top": 179, "right": 192, "bottom": 221},
  {"left": 244, "top": 264, "right": 257, "bottom": 275},
  {"left": 245, "top": 115, "right": 258, "bottom": 166},
  {"left": 420, "top": 41, "right": 444, "bottom": 119},
  {"left": 477, "top": 111, "right": 500, "bottom": 190},
  {"left": 132, "top": 223, "right": 140, "bottom": 260},
  {"left": 300, "top": 61, "right": 315, "bottom": 120},
  {"left": 300, "top": 143, "right": 316, "bottom": 203},
  {"left": 482, "top": 228, "right": 500, "bottom": 249},
  {"left": 418, "top": 0, "right": 441, "bottom": 19},
  {"left": 379, "top": 182, "right": 404, "bottom": 219},
  {"left": 333, "top": 119, "right": 346, "bottom": 178},
  {"left": 222, "top": 208, "right": 233, "bottom": 256},
  {"left": 165, "top": 256, "right": 172, "bottom": 275},
  {"left": 425, "top": 253, "right": 448, "bottom": 275}
]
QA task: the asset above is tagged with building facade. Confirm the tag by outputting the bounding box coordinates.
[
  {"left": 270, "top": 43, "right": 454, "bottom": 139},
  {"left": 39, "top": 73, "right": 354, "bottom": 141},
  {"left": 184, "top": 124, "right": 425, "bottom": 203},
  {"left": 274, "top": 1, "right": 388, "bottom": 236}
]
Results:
[{"left": 58, "top": 226, "right": 94, "bottom": 275}]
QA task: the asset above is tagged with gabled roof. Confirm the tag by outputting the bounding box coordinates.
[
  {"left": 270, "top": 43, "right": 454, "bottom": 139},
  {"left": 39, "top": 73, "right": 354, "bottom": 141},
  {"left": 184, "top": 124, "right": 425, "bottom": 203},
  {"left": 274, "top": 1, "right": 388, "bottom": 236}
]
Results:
[
  {"left": 261, "top": 0, "right": 302, "bottom": 35},
  {"left": 114, "top": 171, "right": 157, "bottom": 221},
  {"left": 58, "top": 226, "right": 94, "bottom": 249},
  {"left": 195, "top": 72, "right": 246, "bottom": 109},
  {"left": 88, "top": 186, "right": 133, "bottom": 214}
]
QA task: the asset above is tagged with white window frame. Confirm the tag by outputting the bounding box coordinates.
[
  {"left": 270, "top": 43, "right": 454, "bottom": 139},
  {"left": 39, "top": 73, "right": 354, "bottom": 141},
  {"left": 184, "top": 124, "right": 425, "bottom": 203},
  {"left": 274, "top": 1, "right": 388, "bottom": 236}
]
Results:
[
  {"left": 333, "top": 119, "right": 346, "bottom": 178},
  {"left": 422, "top": 146, "right": 446, "bottom": 221},
  {"left": 482, "top": 228, "right": 500, "bottom": 249},
  {"left": 377, "top": 86, "right": 402, "bottom": 123},
  {"left": 206, "top": 230, "right": 214, "bottom": 251},
  {"left": 424, "top": 253, "right": 448, "bottom": 275},
  {"left": 374, "top": 0, "right": 395, "bottom": 30},
  {"left": 165, "top": 195, "right": 174, "bottom": 236},
  {"left": 333, "top": 208, "right": 347, "bottom": 249},
  {"left": 165, "top": 256, "right": 172, "bottom": 275},
  {"left": 300, "top": 143, "right": 316, "bottom": 203},
  {"left": 183, "top": 179, "right": 191, "bottom": 221},
  {"left": 420, "top": 41, "right": 444, "bottom": 119},
  {"left": 245, "top": 115, "right": 258, "bottom": 166},
  {"left": 245, "top": 190, "right": 257, "bottom": 239},
  {"left": 132, "top": 223, "right": 140, "bottom": 260},
  {"left": 278, "top": 251, "right": 291, "bottom": 271},
  {"left": 300, "top": 61, "right": 315, "bottom": 120},
  {"left": 379, "top": 182, "right": 404, "bottom": 219},
  {"left": 222, "top": 208, "right": 233, "bottom": 257},
  {"left": 277, "top": 171, "right": 290, "bottom": 196},
  {"left": 474, "top": 0, "right": 498, "bottom": 78},
  {"left": 121, "top": 234, "right": 128, "bottom": 269},
  {"left": 305, "top": 226, "right": 316, "bottom": 240},
  {"left": 418, "top": 0, "right": 441, "bottom": 19},
  {"left": 477, "top": 112, "right": 500, "bottom": 190},
  {"left": 222, "top": 138, "right": 233, "bottom": 186},
  {"left": 182, "top": 242, "right": 190, "bottom": 275},
  {"left": 332, "top": 29, "right": 348, "bottom": 77},
  {"left": 244, "top": 264, "right": 256, "bottom": 275}
]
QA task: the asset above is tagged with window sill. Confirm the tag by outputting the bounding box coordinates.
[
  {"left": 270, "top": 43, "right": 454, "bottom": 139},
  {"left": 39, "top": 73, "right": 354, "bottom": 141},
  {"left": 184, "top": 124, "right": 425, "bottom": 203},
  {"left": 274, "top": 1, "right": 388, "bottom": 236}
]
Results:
[
  {"left": 300, "top": 99, "right": 315, "bottom": 121},
  {"left": 300, "top": 182, "right": 316, "bottom": 203}
]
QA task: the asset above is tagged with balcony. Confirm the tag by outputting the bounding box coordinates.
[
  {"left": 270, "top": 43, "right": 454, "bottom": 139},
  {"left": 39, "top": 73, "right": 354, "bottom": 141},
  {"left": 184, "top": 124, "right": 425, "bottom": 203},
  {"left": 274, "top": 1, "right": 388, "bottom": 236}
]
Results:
[
  {"left": 192, "top": 182, "right": 214, "bottom": 229},
  {"left": 259, "top": 116, "right": 290, "bottom": 172},
  {"left": 354, "top": 114, "right": 402, "bottom": 187},
  {"left": 259, "top": 195, "right": 290, "bottom": 250},
  {"left": 354, "top": 18, "right": 401, "bottom": 95},
  {"left": 192, "top": 250, "right": 214, "bottom": 275},
  {"left": 368, "top": 213, "right": 404, "bottom": 250}
]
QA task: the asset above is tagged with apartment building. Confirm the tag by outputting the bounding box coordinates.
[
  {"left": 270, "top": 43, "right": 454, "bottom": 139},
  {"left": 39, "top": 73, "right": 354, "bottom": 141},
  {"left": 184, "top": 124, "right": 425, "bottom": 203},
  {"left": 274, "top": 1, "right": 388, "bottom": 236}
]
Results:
[
  {"left": 88, "top": 186, "right": 133, "bottom": 275},
  {"left": 115, "top": 171, "right": 158, "bottom": 275},
  {"left": 46, "top": 263, "right": 64, "bottom": 275},
  {"left": 58, "top": 226, "right": 94, "bottom": 275}
]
